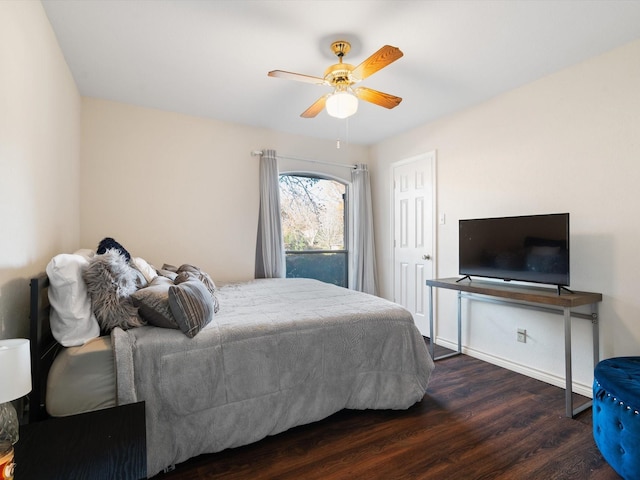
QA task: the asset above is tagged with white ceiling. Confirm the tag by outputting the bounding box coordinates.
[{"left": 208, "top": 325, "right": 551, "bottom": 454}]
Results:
[{"left": 42, "top": 0, "right": 640, "bottom": 146}]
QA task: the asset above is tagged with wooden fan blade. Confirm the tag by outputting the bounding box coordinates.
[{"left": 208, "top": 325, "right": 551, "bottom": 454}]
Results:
[
  {"left": 352, "top": 45, "right": 403, "bottom": 81},
  {"left": 354, "top": 87, "right": 402, "bottom": 109},
  {"left": 301, "top": 95, "right": 330, "bottom": 118},
  {"left": 268, "top": 70, "right": 327, "bottom": 85}
]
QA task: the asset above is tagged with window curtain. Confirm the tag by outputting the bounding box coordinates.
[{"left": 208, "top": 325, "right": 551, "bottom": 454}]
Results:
[
  {"left": 349, "top": 163, "right": 378, "bottom": 295},
  {"left": 255, "top": 149, "right": 286, "bottom": 278}
]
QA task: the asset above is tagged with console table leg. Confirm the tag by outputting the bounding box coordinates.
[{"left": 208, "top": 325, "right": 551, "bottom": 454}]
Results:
[
  {"left": 592, "top": 303, "right": 599, "bottom": 366},
  {"left": 428, "top": 284, "right": 461, "bottom": 361},
  {"left": 564, "top": 307, "right": 573, "bottom": 418},
  {"left": 457, "top": 292, "right": 462, "bottom": 354},
  {"left": 429, "top": 286, "right": 435, "bottom": 359}
]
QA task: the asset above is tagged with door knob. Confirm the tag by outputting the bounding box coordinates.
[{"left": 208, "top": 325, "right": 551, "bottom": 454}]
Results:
[{"left": 422, "top": 254, "right": 431, "bottom": 260}]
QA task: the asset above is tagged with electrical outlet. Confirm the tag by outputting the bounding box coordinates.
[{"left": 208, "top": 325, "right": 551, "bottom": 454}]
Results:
[{"left": 517, "top": 328, "right": 527, "bottom": 343}]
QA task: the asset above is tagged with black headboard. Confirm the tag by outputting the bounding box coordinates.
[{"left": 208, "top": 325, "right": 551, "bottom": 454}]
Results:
[{"left": 28, "top": 273, "right": 59, "bottom": 423}]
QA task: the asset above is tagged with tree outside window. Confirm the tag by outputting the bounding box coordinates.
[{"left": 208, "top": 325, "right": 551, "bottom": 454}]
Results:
[{"left": 279, "top": 174, "right": 347, "bottom": 286}]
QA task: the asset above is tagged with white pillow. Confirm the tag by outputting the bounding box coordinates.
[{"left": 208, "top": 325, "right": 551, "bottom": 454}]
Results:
[
  {"left": 46, "top": 252, "right": 100, "bottom": 347},
  {"left": 132, "top": 257, "right": 157, "bottom": 285}
]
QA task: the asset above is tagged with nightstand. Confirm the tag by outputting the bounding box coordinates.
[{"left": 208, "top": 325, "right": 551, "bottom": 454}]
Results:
[{"left": 14, "top": 402, "right": 146, "bottom": 480}]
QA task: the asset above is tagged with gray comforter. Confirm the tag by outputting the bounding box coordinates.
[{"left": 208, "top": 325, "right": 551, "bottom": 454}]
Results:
[{"left": 113, "top": 278, "right": 435, "bottom": 477}]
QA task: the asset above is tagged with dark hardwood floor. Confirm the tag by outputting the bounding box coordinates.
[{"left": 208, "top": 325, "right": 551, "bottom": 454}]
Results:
[{"left": 155, "top": 343, "right": 619, "bottom": 479}]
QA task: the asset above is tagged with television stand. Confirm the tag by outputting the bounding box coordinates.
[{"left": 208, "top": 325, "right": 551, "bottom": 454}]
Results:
[
  {"left": 426, "top": 277, "right": 602, "bottom": 418},
  {"left": 558, "top": 285, "right": 575, "bottom": 295}
]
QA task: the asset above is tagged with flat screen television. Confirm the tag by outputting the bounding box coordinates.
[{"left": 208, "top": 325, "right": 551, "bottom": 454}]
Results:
[{"left": 459, "top": 213, "right": 570, "bottom": 288}]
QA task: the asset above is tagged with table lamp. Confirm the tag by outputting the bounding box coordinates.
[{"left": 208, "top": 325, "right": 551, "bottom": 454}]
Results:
[{"left": 0, "top": 338, "right": 31, "bottom": 478}]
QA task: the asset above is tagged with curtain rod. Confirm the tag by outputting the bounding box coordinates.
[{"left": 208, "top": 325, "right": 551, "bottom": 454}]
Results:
[{"left": 251, "top": 150, "right": 357, "bottom": 170}]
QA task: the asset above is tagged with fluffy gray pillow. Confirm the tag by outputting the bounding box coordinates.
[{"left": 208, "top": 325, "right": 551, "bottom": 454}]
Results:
[
  {"left": 168, "top": 278, "right": 214, "bottom": 338},
  {"left": 83, "top": 249, "right": 145, "bottom": 332},
  {"left": 131, "top": 276, "right": 179, "bottom": 330}
]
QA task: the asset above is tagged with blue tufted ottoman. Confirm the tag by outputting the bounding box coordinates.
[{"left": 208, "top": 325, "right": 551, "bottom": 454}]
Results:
[{"left": 593, "top": 357, "right": 640, "bottom": 480}]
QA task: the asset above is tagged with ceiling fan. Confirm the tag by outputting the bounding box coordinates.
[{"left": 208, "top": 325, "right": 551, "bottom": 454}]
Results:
[{"left": 268, "top": 40, "right": 403, "bottom": 119}]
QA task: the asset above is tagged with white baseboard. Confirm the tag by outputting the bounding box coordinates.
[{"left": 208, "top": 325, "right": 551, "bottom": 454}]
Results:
[{"left": 435, "top": 338, "right": 593, "bottom": 399}]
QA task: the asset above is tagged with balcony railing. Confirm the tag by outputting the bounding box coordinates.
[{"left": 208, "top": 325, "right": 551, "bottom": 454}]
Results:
[{"left": 285, "top": 250, "right": 348, "bottom": 288}]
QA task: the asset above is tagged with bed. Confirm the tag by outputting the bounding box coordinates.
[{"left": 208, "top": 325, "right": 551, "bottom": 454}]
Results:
[{"left": 29, "top": 250, "right": 435, "bottom": 478}]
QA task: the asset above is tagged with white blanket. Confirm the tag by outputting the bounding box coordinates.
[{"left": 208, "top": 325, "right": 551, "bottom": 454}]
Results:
[{"left": 113, "top": 278, "right": 435, "bottom": 477}]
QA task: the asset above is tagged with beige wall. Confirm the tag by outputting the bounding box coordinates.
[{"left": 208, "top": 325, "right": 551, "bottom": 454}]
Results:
[
  {"left": 370, "top": 39, "right": 640, "bottom": 395},
  {"left": 0, "top": 1, "right": 81, "bottom": 339},
  {"left": 80, "top": 98, "right": 367, "bottom": 283}
]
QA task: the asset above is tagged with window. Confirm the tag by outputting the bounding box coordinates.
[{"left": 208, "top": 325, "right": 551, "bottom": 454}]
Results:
[{"left": 279, "top": 174, "right": 347, "bottom": 287}]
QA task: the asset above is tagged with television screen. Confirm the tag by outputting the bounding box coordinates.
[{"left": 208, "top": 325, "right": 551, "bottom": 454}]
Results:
[{"left": 459, "top": 213, "right": 570, "bottom": 286}]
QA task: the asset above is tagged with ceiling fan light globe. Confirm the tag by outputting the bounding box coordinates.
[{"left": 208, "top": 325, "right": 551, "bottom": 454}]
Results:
[{"left": 326, "top": 91, "right": 358, "bottom": 119}]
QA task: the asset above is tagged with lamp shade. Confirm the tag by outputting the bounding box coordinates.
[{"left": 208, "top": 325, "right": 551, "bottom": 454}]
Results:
[
  {"left": 0, "top": 339, "right": 31, "bottom": 404},
  {"left": 325, "top": 90, "right": 358, "bottom": 119}
]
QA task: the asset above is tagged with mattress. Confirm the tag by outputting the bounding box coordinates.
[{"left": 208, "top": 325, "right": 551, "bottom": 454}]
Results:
[{"left": 46, "top": 336, "right": 116, "bottom": 417}]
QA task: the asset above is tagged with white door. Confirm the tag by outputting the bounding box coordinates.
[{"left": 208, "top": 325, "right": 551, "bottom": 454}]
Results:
[{"left": 392, "top": 152, "right": 436, "bottom": 336}]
